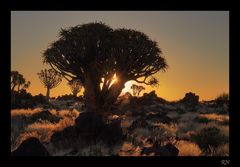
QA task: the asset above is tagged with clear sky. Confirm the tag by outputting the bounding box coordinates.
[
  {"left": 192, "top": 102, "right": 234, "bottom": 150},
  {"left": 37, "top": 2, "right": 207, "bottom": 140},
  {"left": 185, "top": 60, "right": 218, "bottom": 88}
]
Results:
[{"left": 11, "top": 11, "right": 229, "bottom": 101}]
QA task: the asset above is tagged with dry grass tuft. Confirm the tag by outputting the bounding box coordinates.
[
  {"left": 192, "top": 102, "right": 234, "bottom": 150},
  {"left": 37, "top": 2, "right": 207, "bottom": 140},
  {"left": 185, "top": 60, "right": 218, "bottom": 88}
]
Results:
[
  {"left": 175, "top": 140, "right": 202, "bottom": 156},
  {"left": 11, "top": 108, "right": 43, "bottom": 117},
  {"left": 198, "top": 113, "right": 229, "bottom": 124}
]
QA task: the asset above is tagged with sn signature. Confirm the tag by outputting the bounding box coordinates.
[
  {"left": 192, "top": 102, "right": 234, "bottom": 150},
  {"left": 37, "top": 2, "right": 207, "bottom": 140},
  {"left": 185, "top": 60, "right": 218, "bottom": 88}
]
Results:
[{"left": 221, "top": 160, "right": 230, "bottom": 166}]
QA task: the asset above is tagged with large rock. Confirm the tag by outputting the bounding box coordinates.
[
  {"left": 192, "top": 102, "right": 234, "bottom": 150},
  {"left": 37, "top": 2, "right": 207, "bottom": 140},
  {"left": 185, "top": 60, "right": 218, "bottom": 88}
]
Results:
[
  {"left": 180, "top": 92, "right": 199, "bottom": 108},
  {"left": 51, "top": 111, "right": 123, "bottom": 149},
  {"left": 75, "top": 112, "right": 105, "bottom": 139},
  {"left": 50, "top": 126, "right": 79, "bottom": 147},
  {"left": 11, "top": 137, "right": 50, "bottom": 156},
  {"left": 130, "top": 91, "right": 167, "bottom": 106},
  {"left": 138, "top": 91, "right": 158, "bottom": 105},
  {"left": 98, "top": 119, "right": 123, "bottom": 146},
  {"left": 141, "top": 142, "right": 179, "bottom": 156}
]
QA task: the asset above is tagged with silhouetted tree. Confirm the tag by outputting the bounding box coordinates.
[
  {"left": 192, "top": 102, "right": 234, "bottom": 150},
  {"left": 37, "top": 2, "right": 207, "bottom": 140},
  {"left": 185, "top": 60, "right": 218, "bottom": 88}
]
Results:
[
  {"left": 43, "top": 22, "right": 167, "bottom": 111},
  {"left": 130, "top": 84, "right": 139, "bottom": 96},
  {"left": 130, "top": 84, "right": 145, "bottom": 96},
  {"left": 137, "top": 85, "right": 145, "bottom": 96},
  {"left": 11, "top": 71, "right": 31, "bottom": 93},
  {"left": 215, "top": 93, "right": 229, "bottom": 107},
  {"left": 68, "top": 79, "right": 82, "bottom": 97},
  {"left": 37, "top": 69, "right": 62, "bottom": 99}
]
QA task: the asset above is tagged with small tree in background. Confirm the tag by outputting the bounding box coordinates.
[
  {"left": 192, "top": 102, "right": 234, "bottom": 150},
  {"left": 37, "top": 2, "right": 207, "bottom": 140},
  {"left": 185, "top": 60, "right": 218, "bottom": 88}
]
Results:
[
  {"left": 215, "top": 93, "right": 229, "bottom": 107},
  {"left": 11, "top": 71, "right": 31, "bottom": 93},
  {"left": 37, "top": 69, "right": 62, "bottom": 99},
  {"left": 130, "top": 84, "right": 139, "bottom": 96},
  {"left": 130, "top": 84, "right": 146, "bottom": 96},
  {"left": 137, "top": 85, "right": 145, "bottom": 96},
  {"left": 68, "top": 79, "right": 82, "bottom": 97}
]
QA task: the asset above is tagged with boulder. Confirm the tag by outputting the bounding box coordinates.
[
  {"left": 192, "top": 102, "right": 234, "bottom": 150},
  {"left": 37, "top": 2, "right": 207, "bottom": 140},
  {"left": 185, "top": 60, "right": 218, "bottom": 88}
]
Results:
[
  {"left": 75, "top": 112, "right": 105, "bottom": 139},
  {"left": 180, "top": 92, "right": 199, "bottom": 108},
  {"left": 98, "top": 119, "right": 123, "bottom": 146},
  {"left": 141, "top": 142, "right": 179, "bottom": 156},
  {"left": 50, "top": 126, "right": 79, "bottom": 147},
  {"left": 155, "top": 143, "right": 179, "bottom": 156},
  {"left": 130, "top": 91, "right": 167, "bottom": 107},
  {"left": 11, "top": 137, "right": 49, "bottom": 156},
  {"left": 139, "top": 91, "right": 158, "bottom": 105},
  {"left": 52, "top": 111, "right": 124, "bottom": 149}
]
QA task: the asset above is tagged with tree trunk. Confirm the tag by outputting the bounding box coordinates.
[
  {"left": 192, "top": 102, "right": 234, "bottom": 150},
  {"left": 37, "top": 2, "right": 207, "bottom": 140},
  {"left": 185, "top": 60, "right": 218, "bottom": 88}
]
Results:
[
  {"left": 17, "top": 85, "right": 20, "bottom": 93},
  {"left": 46, "top": 87, "right": 50, "bottom": 100},
  {"left": 73, "top": 91, "right": 77, "bottom": 97},
  {"left": 101, "top": 79, "right": 126, "bottom": 110},
  {"left": 11, "top": 84, "right": 16, "bottom": 92},
  {"left": 83, "top": 71, "right": 126, "bottom": 113},
  {"left": 83, "top": 73, "right": 101, "bottom": 111}
]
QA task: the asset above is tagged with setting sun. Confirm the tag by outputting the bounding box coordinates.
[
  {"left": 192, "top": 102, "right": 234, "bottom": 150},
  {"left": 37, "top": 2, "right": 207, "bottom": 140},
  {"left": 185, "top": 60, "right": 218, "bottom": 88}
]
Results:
[{"left": 109, "top": 73, "right": 118, "bottom": 88}]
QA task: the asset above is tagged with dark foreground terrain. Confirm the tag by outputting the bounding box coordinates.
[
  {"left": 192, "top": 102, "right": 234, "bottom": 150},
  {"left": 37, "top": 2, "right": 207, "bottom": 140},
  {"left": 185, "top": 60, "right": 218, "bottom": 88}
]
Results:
[{"left": 11, "top": 91, "right": 229, "bottom": 156}]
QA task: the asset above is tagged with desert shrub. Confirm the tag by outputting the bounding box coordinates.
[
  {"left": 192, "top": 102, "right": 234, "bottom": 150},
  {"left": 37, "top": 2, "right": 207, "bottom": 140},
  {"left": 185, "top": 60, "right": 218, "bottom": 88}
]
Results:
[
  {"left": 179, "top": 112, "right": 198, "bottom": 122},
  {"left": 11, "top": 91, "right": 51, "bottom": 109},
  {"left": 56, "top": 94, "right": 83, "bottom": 101},
  {"left": 197, "top": 122, "right": 229, "bottom": 138},
  {"left": 194, "top": 117, "right": 211, "bottom": 123},
  {"left": 177, "top": 122, "right": 200, "bottom": 134},
  {"left": 198, "top": 113, "right": 229, "bottom": 125},
  {"left": 11, "top": 108, "right": 43, "bottom": 117},
  {"left": 118, "top": 142, "right": 142, "bottom": 156},
  {"left": 134, "top": 128, "right": 151, "bottom": 138},
  {"left": 215, "top": 93, "right": 229, "bottom": 106},
  {"left": 191, "top": 126, "right": 228, "bottom": 150},
  {"left": 11, "top": 90, "right": 34, "bottom": 109},
  {"left": 175, "top": 140, "right": 202, "bottom": 156},
  {"left": 32, "top": 94, "right": 48, "bottom": 104},
  {"left": 57, "top": 109, "right": 79, "bottom": 119},
  {"left": 11, "top": 109, "right": 76, "bottom": 151},
  {"left": 166, "top": 111, "right": 179, "bottom": 119},
  {"left": 176, "top": 122, "right": 200, "bottom": 140},
  {"left": 150, "top": 123, "right": 177, "bottom": 143},
  {"left": 212, "top": 143, "right": 229, "bottom": 156}
]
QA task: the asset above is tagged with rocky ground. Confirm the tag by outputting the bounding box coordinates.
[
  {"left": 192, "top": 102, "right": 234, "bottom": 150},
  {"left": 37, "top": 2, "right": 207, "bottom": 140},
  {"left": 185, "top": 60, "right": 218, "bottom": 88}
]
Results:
[{"left": 11, "top": 91, "right": 229, "bottom": 156}]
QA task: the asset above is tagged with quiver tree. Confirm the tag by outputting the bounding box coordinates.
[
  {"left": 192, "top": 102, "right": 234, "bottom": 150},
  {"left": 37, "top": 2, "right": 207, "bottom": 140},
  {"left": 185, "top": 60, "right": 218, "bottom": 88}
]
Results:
[
  {"left": 130, "top": 84, "right": 146, "bottom": 96},
  {"left": 37, "top": 69, "right": 62, "bottom": 99},
  {"left": 68, "top": 79, "right": 82, "bottom": 97},
  {"left": 130, "top": 84, "right": 139, "bottom": 96},
  {"left": 43, "top": 22, "right": 167, "bottom": 111},
  {"left": 11, "top": 71, "right": 31, "bottom": 93},
  {"left": 137, "top": 85, "right": 145, "bottom": 96}
]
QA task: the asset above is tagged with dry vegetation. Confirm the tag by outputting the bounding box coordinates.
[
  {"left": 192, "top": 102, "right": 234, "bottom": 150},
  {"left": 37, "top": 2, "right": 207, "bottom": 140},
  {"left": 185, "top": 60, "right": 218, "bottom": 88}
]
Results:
[{"left": 11, "top": 100, "right": 229, "bottom": 156}]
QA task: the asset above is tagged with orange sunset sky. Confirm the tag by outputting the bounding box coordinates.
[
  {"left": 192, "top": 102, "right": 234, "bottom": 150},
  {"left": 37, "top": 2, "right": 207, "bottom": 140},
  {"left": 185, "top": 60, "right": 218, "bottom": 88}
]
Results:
[{"left": 11, "top": 11, "right": 229, "bottom": 101}]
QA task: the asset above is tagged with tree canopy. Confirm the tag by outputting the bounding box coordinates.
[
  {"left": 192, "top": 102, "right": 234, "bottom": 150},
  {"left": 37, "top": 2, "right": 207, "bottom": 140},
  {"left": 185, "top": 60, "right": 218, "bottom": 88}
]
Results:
[
  {"left": 43, "top": 22, "right": 167, "bottom": 111},
  {"left": 37, "top": 69, "right": 62, "bottom": 99},
  {"left": 11, "top": 71, "right": 30, "bottom": 93},
  {"left": 68, "top": 79, "right": 82, "bottom": 97}
]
